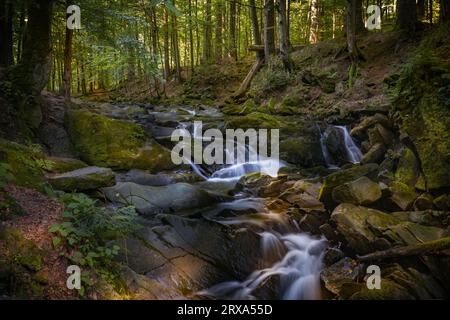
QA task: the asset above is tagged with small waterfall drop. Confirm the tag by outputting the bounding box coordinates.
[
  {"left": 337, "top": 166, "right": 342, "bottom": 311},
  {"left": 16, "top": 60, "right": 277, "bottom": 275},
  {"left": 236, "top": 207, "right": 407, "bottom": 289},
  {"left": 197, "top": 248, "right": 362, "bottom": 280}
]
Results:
[
  {"left": 198, "top": 232, "right": 327, "bottom": 300},
  {"left": 320, "top": 125, "right": 363, "bottom": 168}
]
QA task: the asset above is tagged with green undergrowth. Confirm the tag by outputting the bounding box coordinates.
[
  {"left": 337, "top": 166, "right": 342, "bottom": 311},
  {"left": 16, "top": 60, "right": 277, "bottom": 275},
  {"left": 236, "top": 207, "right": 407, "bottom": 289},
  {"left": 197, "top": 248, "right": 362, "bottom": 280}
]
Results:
[{"left": 49, "top": 193, "right": 141, "bottom": 296}]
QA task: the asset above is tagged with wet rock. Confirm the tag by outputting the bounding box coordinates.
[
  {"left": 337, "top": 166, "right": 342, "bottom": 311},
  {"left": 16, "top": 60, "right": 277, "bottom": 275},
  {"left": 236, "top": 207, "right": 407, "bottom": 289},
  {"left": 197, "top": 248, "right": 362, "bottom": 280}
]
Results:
[
  {"left": 292, "top": 180, "right": 322, "bottom": 198},
  {"left": 433, "top": 194, "right": 450, "bottom": 211},
  {"left": 391, "top": 210, "right": 450, "bottom": 228},
  {"left": 318, "top": 163, "right": 379, "bottom": 206},
  {"left": 66, "top": 109, "right": 175, "bottom": 172},
  {"left": 361, "top": 143, "right": 386, "bottom": 164},
  {"left": 394, "top": 147, "right": 421, "bottom": 187},
  {"left": 299, "top": 213, "right": 324, "bottom": 233},
  {"left": 331, "top": 203, "right": 447, "bottom": 254},
  {"left": 322, "top": 126, "right": 350, "bottom": 165},
  {"left": 414, "top": 193, "right": 434, "bottom": 210},
  {"left": 389, "top": 181, "right": 417, "bottom": 211},
  {"left": 280, "top": 136, "right": 325, "bottom": 167},
  {"left": 48, "top": 166, "right": 115, "bottom": 191},
  {"left": 350, "top": 114, "right": 392, "bottom": 139},
  {"left": 319, "top": 223, "right": 340, "bottom": 242},
  {"left": 322, "top": 247, "right": 345, "bottom": 266},
  {"left": 102, "top": 182, "right": 217, "bottom": 215},
  {"left": 280, "top": 190, "right": 325, "bottom": 213},
  {"left": 237, "top": 173, "right": 274, "bottom": 195},
  {"left": 320, "top": 257, "right": 362, "bottom": 297},
  {"left": 258, "top": 179, "right": 286, "bottom": 197},
  {"left": 118, "top": 169, "right": 202, "bottom": 186},
  {"left": 331, "top": 176, "right": 382, "bottom": 205}
]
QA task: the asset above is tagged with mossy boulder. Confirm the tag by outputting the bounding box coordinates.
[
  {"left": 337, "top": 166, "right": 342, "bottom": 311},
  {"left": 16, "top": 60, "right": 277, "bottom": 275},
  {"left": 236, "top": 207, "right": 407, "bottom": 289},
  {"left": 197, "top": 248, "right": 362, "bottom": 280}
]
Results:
[
  {"left": 41, "top": 156, "right": 88, "bottom": 174},
  {"left": 66, "top": 109, "right": 175, "bottom": 172},
  {"left": 47, "top": 166, "right": 115, "bottom": 191},
  {"left": 225, "top": 112, "right": 281, "bottom": 129},
  {"left": 0, "top": 139, "right": 45, "bottom": 188},
  {"left": 280, "top": 136, "right": 324, "bottom": 167},
  {"left": 389, "top": 181, "right": 417, "bottom": 211},
  {"left": 318, "top": 163, "right": 379, "bottom": 206},
  {"left": 394, "top": 147, "right": 420, "bottom": 187},
  {"left": 331, "top": 203, "right": 447, "bottom": 254},
  {"left": 332, "top": 176, "right": 382, "bottom": 205}
]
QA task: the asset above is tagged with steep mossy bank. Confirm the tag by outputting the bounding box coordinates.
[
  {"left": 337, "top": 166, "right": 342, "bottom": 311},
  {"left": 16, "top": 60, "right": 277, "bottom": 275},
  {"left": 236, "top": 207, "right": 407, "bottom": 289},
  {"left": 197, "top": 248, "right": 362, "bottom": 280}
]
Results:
[{"left": 390, "top": 23, "right": 450, "bottom": 190}]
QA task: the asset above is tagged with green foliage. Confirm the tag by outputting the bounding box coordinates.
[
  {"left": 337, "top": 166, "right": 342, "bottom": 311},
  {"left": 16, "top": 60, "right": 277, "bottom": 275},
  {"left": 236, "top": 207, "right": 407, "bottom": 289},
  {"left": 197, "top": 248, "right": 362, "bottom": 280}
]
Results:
[
  {"left": 0, "top": 163, "right": 15, "bottom": 189},
  {"left": 49, "top": 193, "right": 140, "bottom": 294},
  {"left": 249, "top": 58, "right": 292, "bottom": 96}
]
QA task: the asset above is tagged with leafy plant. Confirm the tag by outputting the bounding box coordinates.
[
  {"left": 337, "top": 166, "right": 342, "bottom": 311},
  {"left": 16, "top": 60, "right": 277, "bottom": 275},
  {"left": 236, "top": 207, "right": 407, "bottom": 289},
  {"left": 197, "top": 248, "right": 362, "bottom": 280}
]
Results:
[
  {"left": 49, "top": 193, "right": 140, "bottom": 295},
  {"left": 0, "top": 162, "right": 15, "bottom": 189}
]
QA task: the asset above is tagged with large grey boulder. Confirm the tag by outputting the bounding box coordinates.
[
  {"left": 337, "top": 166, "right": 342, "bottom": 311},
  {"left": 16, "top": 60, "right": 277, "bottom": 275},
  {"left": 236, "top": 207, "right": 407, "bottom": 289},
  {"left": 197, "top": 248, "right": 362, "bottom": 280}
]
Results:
[{"left": 102, "top": 182, "right": 217, "bottom": 215}]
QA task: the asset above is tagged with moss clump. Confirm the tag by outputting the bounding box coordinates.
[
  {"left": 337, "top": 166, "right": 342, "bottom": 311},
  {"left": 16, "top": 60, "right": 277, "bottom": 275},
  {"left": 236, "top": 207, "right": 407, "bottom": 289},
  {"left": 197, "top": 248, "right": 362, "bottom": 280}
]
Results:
[
  {"left": 226, "top": 112, "right": 281, "bottom": 129},
  {"left": 41, "top": 156, "right": 88, "bottom": 174},
  {"left": 0, "top": 139, "right": 45, "bottom": 188},
  {"left": 66, "top": 109, "right": 174, "bottom": 172},
  {"left": 0, "top": 227, "right": 44, "bottom": 271}
]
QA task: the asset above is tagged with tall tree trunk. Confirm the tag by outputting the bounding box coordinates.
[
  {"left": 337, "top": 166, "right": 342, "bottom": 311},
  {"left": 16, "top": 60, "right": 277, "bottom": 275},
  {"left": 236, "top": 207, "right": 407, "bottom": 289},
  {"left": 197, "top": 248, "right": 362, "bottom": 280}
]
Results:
[
  {"left": 171, "top": 0, "right": 181, "bottom": 82},
  {"left": 16, "top": 3, "right": 26, "bottom": 63},
  {"left": 346, "top": 0, "right": 359, "bottom": 86},
  {"left": 188, "top": 0, "right": 195, "bottom": 72},
  {"left": 215, "top": 0, "right": 223, "bottom": 61},
  {"left": 163, "top": 9, "right": 170, "bottom": 79},
  {"left": 309, "top": 0, "right": 319, "bottom": 44},
  {"left": 286, "top": 0, "right": 291, "bottom": 47},
  {"left": 249, "top": 0, "right": 263, "bottom": 60},
  {"left": 229, "top": 0, "right": 237, "bottom": 60},
  {"left": 264, "top": 0, "right": 275, "bottom": 57},
  {"left": 355, "top": 0, "right": 365, "bottom": 33},
  {"left": 0, "top": 0, "right": 14, "bottom": 67},
  {"left": 16, "top": 0, "right": 53, "bottom": 95},
  {"left": 62, "top": 0, "right": 73, "bottom": 99},
  {"left": 440, "top": 0, "right": 450, "bottom": 22},
  {"left": 417, "top": 0, "right": 426, "bottom": 20},
  {"left": 203, "top": 0, "right": 212, "bottom": 63},
  {"left": 278, "top": 0, "right": 290, "bottom": 69},
  {"left": 396, "top": 0, "right": 417, "bottom": 31}
]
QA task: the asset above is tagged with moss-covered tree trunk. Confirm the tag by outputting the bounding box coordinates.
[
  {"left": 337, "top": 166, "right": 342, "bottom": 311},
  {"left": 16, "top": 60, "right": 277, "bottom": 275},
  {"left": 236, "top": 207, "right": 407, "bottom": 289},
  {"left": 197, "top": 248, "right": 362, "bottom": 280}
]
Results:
[
  {"left": 440, "top": 0, "right": 450, "bottom": 22},
  {"left": 14, "top": 0, "right": 53, "bottom": 95}
]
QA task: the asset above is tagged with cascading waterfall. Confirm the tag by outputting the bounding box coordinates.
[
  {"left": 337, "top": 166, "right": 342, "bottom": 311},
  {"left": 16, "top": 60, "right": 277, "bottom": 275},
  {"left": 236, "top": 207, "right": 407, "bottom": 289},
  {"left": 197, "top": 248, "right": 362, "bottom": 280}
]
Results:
[
  {"left": 335, "top": 125, "right": 363, "bottom": 164},
  {"left": 182, "top": 120, "right": 326, "bottom": 300},
  {"left": 320, "top": 125, "right": 363, "bottom": 168}
]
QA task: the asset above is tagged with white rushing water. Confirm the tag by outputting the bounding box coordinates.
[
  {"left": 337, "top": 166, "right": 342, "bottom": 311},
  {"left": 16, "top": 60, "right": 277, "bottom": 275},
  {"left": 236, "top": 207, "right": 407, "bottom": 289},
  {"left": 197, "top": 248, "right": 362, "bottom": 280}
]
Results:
[
  {"left": 198, "top": 231, "right": 327, "bottom": 300},
  {"left": 185, "top": 121, "right": 326, "bottom": 300},
  {"left": 320, "top": 125, "right": 363, "bottom": 168}
]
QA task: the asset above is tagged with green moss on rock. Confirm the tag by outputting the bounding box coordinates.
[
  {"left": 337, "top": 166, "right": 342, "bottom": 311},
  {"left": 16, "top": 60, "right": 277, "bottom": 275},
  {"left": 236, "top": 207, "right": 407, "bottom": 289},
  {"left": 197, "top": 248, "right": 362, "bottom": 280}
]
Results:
[
  {"left": 0, "top": 139, "right": 45, "bottom": 188},
  {"left": 66, "top": 109, "right": 174, "bottom": 172}
]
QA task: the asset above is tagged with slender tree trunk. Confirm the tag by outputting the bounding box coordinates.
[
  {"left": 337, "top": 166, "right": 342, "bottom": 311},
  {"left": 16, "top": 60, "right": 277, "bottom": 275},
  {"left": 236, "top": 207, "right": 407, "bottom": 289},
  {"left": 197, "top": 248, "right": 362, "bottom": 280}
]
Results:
[
  {"left": 62, "top": 0, "right": 73, "bottom": 99},
  {"left": 203, "top": 0, "right": 212, "bottom": 63},
  {"left": 309, "top": 0, "right": 319, "bottom": 43},
  {"left": 163, "top": 9, "right": 170, "bottom": 79},
  {"left": 0, "top": 0, "right": 14, "bottom": 67},
  {"left": 355, "top": 0, "right": 365, "bottom": 33},
  {"left": 396, "top": 0, "right": 417, "bottom": 31},
  {"left": 417, "top": 0, "right": 426, "bottom": 20},
  {"left": 264, "top": 0, "right": 275, "bottom": 57},
  {"left": 440, "top": 0, "right": 450, "bottom": 22},
  {"left": 286, "top": 0, "right": 291, "bottom": 47},
  {"left": 171, "top": 0, "right": 181, "bottom": 81},
  {"left": 215, "top": 0, "right": 223, "bottom": 61},
  {"left": 188, "top": 0, "right": 194, "bottom": 72},
  {"left": 249, "top": 0, "right": 263, "bottom": 60},
  {"left": 346, "top": 0, "right": 359, "bottom": 86},
  {"left": 278, "top": 0, "right": 290, "bottom": 69},
  {"left": 229, "top": 0, "right": 237, "bottom": 60}
]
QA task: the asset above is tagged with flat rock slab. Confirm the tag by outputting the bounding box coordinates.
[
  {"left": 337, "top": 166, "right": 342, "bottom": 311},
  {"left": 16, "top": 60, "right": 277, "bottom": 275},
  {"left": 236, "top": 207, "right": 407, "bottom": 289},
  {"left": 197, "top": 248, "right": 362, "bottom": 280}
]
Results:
[{"left": 47, "top": 166, "right": 115, "bottom": 191}]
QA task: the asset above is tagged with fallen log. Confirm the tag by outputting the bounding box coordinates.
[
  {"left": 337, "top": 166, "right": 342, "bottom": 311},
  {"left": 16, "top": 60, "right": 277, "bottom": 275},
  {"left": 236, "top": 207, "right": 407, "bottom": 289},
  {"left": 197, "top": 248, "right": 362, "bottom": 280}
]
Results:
[
  {"left": 232, "top": 58, "right": 264, "bottom": 98},
  {"left": 357, "top": 237, "right": 450, "bottom": 262}
]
